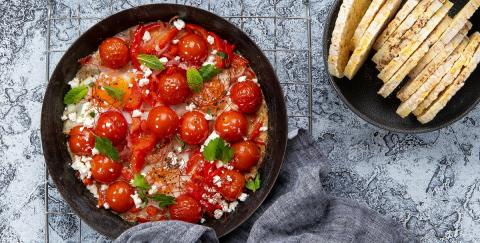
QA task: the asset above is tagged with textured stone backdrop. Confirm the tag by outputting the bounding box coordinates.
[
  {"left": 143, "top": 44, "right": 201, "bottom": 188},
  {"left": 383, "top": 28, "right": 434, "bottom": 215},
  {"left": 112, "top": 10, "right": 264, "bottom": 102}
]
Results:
[{"left": 1, "top": 0, "right": 480, "bottom": 242}]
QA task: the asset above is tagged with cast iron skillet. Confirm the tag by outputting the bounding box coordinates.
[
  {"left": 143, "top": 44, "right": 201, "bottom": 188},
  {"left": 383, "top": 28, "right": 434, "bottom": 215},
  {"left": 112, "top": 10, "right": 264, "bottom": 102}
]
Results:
[
  {"left": 41, "top": 4, "right": 287, "bottom": 239},
  {"left": 323, "top": 0, "right": 480, "bottom": 133}
]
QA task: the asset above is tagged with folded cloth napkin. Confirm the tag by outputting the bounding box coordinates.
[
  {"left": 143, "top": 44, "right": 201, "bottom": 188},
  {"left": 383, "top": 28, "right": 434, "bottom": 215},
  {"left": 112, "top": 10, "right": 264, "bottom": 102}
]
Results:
[{"left": 115, "top": 130, "right": 414, "bottom": 243}]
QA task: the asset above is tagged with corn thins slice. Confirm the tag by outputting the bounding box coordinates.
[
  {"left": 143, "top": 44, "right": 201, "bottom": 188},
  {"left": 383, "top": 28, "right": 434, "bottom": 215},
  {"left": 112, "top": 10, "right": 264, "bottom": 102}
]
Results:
[
  {"left": 409, "top": 0, "right": 479, "bottom": 78},
  {"left": 344, "top": 0, "right": 402, "bottom": 79},
  {"left": 374, "top": 0, "right": 420, "bottom": 50},
  {"left": 378, "top": 8, "right": 451, "bottom": 83},
  {"left": 373, "top": 0, "right": 444, "bottom": 69},
  {"left": 396, "top": 38, "right": 468, "bottom": 118},
  {"left": 377, "top": 16, "right": 452, "bottom": 97},
  {"left": 397, "top": 28, "right": 469, "bottom": 101},
  {"left": 417, "top": 43, "right": 480, "bottom": 124},
  {"left": 352, "top": 0, "right": 387, "bottom": 49},
  {"left": 414, "top": 32, "right": 480, "bottom": 116},
  {"left": 328, "top": 0, "right": 371, "bottom": 78}
]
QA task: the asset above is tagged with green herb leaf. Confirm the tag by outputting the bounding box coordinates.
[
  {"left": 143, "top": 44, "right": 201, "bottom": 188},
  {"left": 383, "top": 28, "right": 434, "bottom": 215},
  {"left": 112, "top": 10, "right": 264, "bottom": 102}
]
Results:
[
  {"left": 246, "top": 173, "right": 261, "bottom": 192},
  {"left": 150, "top": 194, "right": 176, "bottom": 208},
  {"left": 186, "top": 68, "right": 203, "bottom": 93},
  {"left": 199, "top": 64, "right": 223, "bottom": 81},
  {"left": 137, "top": 54, "right": 165, "bottom": 70},
  {"left": 202, "top": 137, "right": 233, "bottom": 163},
  {"left": 64, "top": 85, "right": 88, "bottom": 105},
  {"left": 89, "top": 111, "right": 96, "bottom": 118},
  {"left": 132, "top": 174, "right": 150, "bottom": 191},
  {"left": 103, "top": 85, "right": 125, "bottom": 101},
  {"left": 216, "top": 51, "right": 228, "bottom": 59},
  {"left": 94, "top": 136, "right": 119, "bottom": 161}
]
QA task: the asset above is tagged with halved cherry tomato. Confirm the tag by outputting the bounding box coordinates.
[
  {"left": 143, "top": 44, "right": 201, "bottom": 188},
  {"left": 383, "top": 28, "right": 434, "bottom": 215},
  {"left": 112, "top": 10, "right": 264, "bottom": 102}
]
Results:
[
  {"left": 147, "top": 106, "right": 179, "bottom": 139},
  {"left": 179, "top": 111, "right": 209, "bottom": 145},
  {"left": 68, "top": 126, "right": 95, "bottom": 155},
  {"left": 157, "top": 68, "right": 190, "bottom": 105},
  {"left": 105, "top": 181, "right": 135, "bottom": 213},
  {"left": 130, "top": 23, "right": 163, "bottom": 69},
  {"left": 140, "top": 25, "right": 179, "bottom": 55},
  {"left": 169, "top": 194, "right": 202, "bottom": 223},
  {"left": 130, "top": 131, "right": 157, "bottom": 152},
  {"left": 91, "top": 154, "right": 122, "bottom": 183},
  {"left": 190, "top": 79, "right": 226, "bottom": 108},
  {"left": 230, "top": 80, "right": 262, "bottom": 114},
  {"left": 123, "top": 85, "right": 143, "bottom": 111},
  {"left": 185, "top": 24, "right": 208, "bottom": 39},
  {"left": 178, "top": 33, "right": 208, "bottom": 64},
  {"left": 216, "top": 170, "right": 245, "bottom": 201},
  {"left": 230, "top": 141, "right": 260, "bottom": 172},
  {"left": 186, "top": 152, "right": 206, "bottom": 175},
  {"left": 95, "top": 110, "right": 128, "bottom": 145},
  {"left": 249, "top": 118, "right": 263, "bottom": 140},
  {"left": 214, "top": 111, "right": 248, "bottom": 142},
  {"left": 99, "top": 37, "right": 129, "bottom": 69}
]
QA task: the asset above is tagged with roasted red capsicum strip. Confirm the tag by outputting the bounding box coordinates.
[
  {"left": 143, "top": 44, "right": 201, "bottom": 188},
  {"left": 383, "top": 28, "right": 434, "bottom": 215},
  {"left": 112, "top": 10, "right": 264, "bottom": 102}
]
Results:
[{"left": 130, "top": 23, "right": 164, "bottom": 69}]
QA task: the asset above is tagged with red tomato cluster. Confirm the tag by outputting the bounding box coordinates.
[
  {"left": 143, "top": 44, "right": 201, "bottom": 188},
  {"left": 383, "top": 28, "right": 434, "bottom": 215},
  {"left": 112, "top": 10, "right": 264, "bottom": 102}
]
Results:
[{"left": 70, "top": 19, "right": 267, "bottom": 223}]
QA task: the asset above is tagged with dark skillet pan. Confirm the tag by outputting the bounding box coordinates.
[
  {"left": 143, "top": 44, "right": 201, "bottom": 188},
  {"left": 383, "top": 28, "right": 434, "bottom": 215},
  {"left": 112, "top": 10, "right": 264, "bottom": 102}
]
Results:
[
  {"left": 323, "top": 0, "right": 480, "bottom": 133},
  {"left": 41, "top": 4, "right": 287, "bottom": 239}
]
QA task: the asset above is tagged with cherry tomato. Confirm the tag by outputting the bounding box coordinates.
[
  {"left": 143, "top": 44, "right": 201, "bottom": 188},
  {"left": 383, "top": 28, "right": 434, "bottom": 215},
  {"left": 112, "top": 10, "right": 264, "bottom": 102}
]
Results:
[
  {"left": 217, "top": 170, "right": 245, "bottom": 201},
  {"left": 130, "top": 131, "right": 157, "bottom": 152},
  {"left": 230, "top": 141, "right": 260, "bottom": 172},
  {"left": 230, "top": 81, "right": 262, "bottom": 114},
  {"left": 123, "top": 85, "right": 143, "bottom": 111},
  {"left": 178, "top": 33, "right": 208, "bottom": 63},
  {"left": 68, "top": 126, "right": 95, "bottom": 155},
  {"left": 147, "top": 106, "right": 179, "bottom": 139},
  {"left": 95, "top": 111, "right": 128, "bottom": 145},
  {"left": 99, "top": 37, "right": 129, "bottom": 69},
  {"left": 157, "top": 68, "right": 190, "bottom": 105},
  {"left": 130, "top": 150, "right": 147, "bottom": 173},
  {"left": 91, "top": 155, "right": 122, "bottom": 183},
  {"left": 105, "top": 181, "right": 135, "bottom": 213},
  {"left": 190, "top": 80, "right": 226, "bottom": 107},
  {"left": 186, "top": 152, "right": 206, "bottom": 175},
  {"left": 179, "top": 111, "right": 209, "bottom": 145},
  {"left": 214, "top": 111, "right": 248, "bottom": 142},
  {"left": 169, "top": 194, "right": 202, "bottom": 223}
]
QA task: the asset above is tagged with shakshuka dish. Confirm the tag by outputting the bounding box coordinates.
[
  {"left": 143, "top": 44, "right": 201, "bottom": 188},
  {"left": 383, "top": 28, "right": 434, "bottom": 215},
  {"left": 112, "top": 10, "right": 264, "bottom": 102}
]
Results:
[{"left": 61, "top": 18, "right": 268, "bottom": 224}]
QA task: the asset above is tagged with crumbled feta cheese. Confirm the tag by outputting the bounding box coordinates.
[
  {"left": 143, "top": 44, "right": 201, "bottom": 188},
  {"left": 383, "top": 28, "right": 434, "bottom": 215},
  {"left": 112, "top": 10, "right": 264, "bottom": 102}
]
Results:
[
  {"left": 145, "top": 90, "right": 150, "bottom": 95},
  {"left": 213, "top": 209, "right": 223, "bottom": 219},
  {"left": 61, "top": 114, "right": 68, "bottom": 121},
  {"left": 238, "top": 193, "right": 248, "bottom": 202},
  {"left": 128, "top": 83, "right": 133, "bottom": 88},
  {"left": 185, "top": 103, "right": 196, "bottom": 111},
  {"left": 83, "top": 76, "right": 97, "bottom": 86},
  {"left": 140, "top": 65, "right": 152, "bottom": 77},
  {"left": 142, "top": 31, "right": 151, "bottom": 42},
  {"left": 216, "top": 161, "right": 224, "bottom": 168},
  {"left": 103, "top": 202, "right": 110, "bottom": 209},
  {"left": 227, "top": 201, "right": 238, "bottom": 212},
  {"left": 200, "top": 218, "right": 206, "bottom": 223},
  {"left": 213, "top": 175, "right": 221, "bottom": 187},
  {"left": 207, "top": 35, "right": 214, "bottom": 45},
  {"left": 237, "top": 76, "right": 247, "bottom": 82},
  {"left": 204, "top": 113, "right": 214, "bottom": 121},
  {"left": 224, "top": 165, "right": 234, "bottom": 170},
  {"left": 131, "top": 192, "right": 143, "bottom": 208},
  {"left": 86, "top": 184, "right": 99, "bottom": 198},
  {"left": 91, "top": 147, "right": 99, "bottom": 155},
  {"left": 252, "top": 78, "right": 258, "bottom": 83},
  {"left": 211, "top": 49, "right": 218, "bottom": 55},
  {"left": 71, "top": 156, "right": 92, "bottom": 180},
  {"left": 68, "top": 112, "right": 77, "bottom": 122},
  {"left": 173, "top": 19, "right": 185, "bottom": 30},
  {"left": 68, "top": 77, "right": 80, "bottom": 88},
  {"left": 167, "top": 152, "right": 178, "bottom": 165},
  {"left": 172, "top": 39, "right": 179, "bottom": 44},
  {"left": 174, "top": 56, "right": 181, "bottom": 61},
  {"left": 200, "top": 131, "right": 220, "bottom": 152},
  {"left": 259, "top": 126, "right": 268, "bottom": 132},
  {"left": 100, "top": 184, "right": 109, "bottom": 191},
  {"left": 226, "top": 175, "right": 232, "bottom": 182},
  {"left": 159, "top": 57, "right": 169, "bottom": 63},
  {"left": 132, "top": 109, "right": 142, "bottom": 118},
  {"left": 138, "top": 78, "right": 150, "bottom": 87},
  {"left": 202, "top": 55, "right": 216, "bottom": 66},
  {"left": 148, "top": 185, "right": 158, "bottom": 195}
]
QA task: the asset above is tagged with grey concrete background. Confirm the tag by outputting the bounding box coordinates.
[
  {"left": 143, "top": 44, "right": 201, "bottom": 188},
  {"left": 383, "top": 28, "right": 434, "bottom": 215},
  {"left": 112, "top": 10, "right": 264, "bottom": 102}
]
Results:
[{"left": 2, "top": 0, "right": 480, "bottom": 242}]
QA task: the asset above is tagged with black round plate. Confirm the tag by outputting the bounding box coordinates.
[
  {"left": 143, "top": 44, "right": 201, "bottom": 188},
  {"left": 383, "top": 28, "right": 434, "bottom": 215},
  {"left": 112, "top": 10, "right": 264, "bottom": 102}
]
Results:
[
  {"left": 41, "top": 4, "right": 287, "bottom": 239},
  {"left": 323, "top": 0, "right": 480, "bottom": 133}
]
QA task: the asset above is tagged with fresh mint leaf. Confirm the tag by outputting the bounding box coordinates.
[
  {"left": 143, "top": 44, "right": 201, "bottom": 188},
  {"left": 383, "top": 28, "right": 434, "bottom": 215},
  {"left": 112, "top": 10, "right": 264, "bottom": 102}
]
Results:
[
  {"left": 94, "top": 136, "right": 119, "bottom": 161},
  {"left": 137, "top": 54, "right": 165, "bottom": 70},
  {"left": 186, "top": 68, "right": 203, "bottom": 93},
  {"left": 246, "top": 172, "right": 261, "bottom": 192},
  {"left": 64, "top": 85, "right": 88, "bottom": 105},
  {"left": 199, "top": 64, "right": 222, "bottom": 81},
  {"left": 103, "top": 85, "right": 125, "bottom": 101},
  {"left": 150, "top": 194, "right": 176, "bottom": 208},
  {"left": 216, "top": 51, "right": 228, "bottom": 59},
  {"left": 202, "top": 137, "right": 233, "bottom": 163},
  {"left": 132, "top": 174, "right": 150, "bottom": 191}
]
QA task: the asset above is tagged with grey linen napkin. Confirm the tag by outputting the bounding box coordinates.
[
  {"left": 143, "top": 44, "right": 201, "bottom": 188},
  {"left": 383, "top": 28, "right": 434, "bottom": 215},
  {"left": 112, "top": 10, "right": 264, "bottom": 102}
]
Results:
[{"left": 115, "top": 130, "right": 414, "bottom": 243}]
